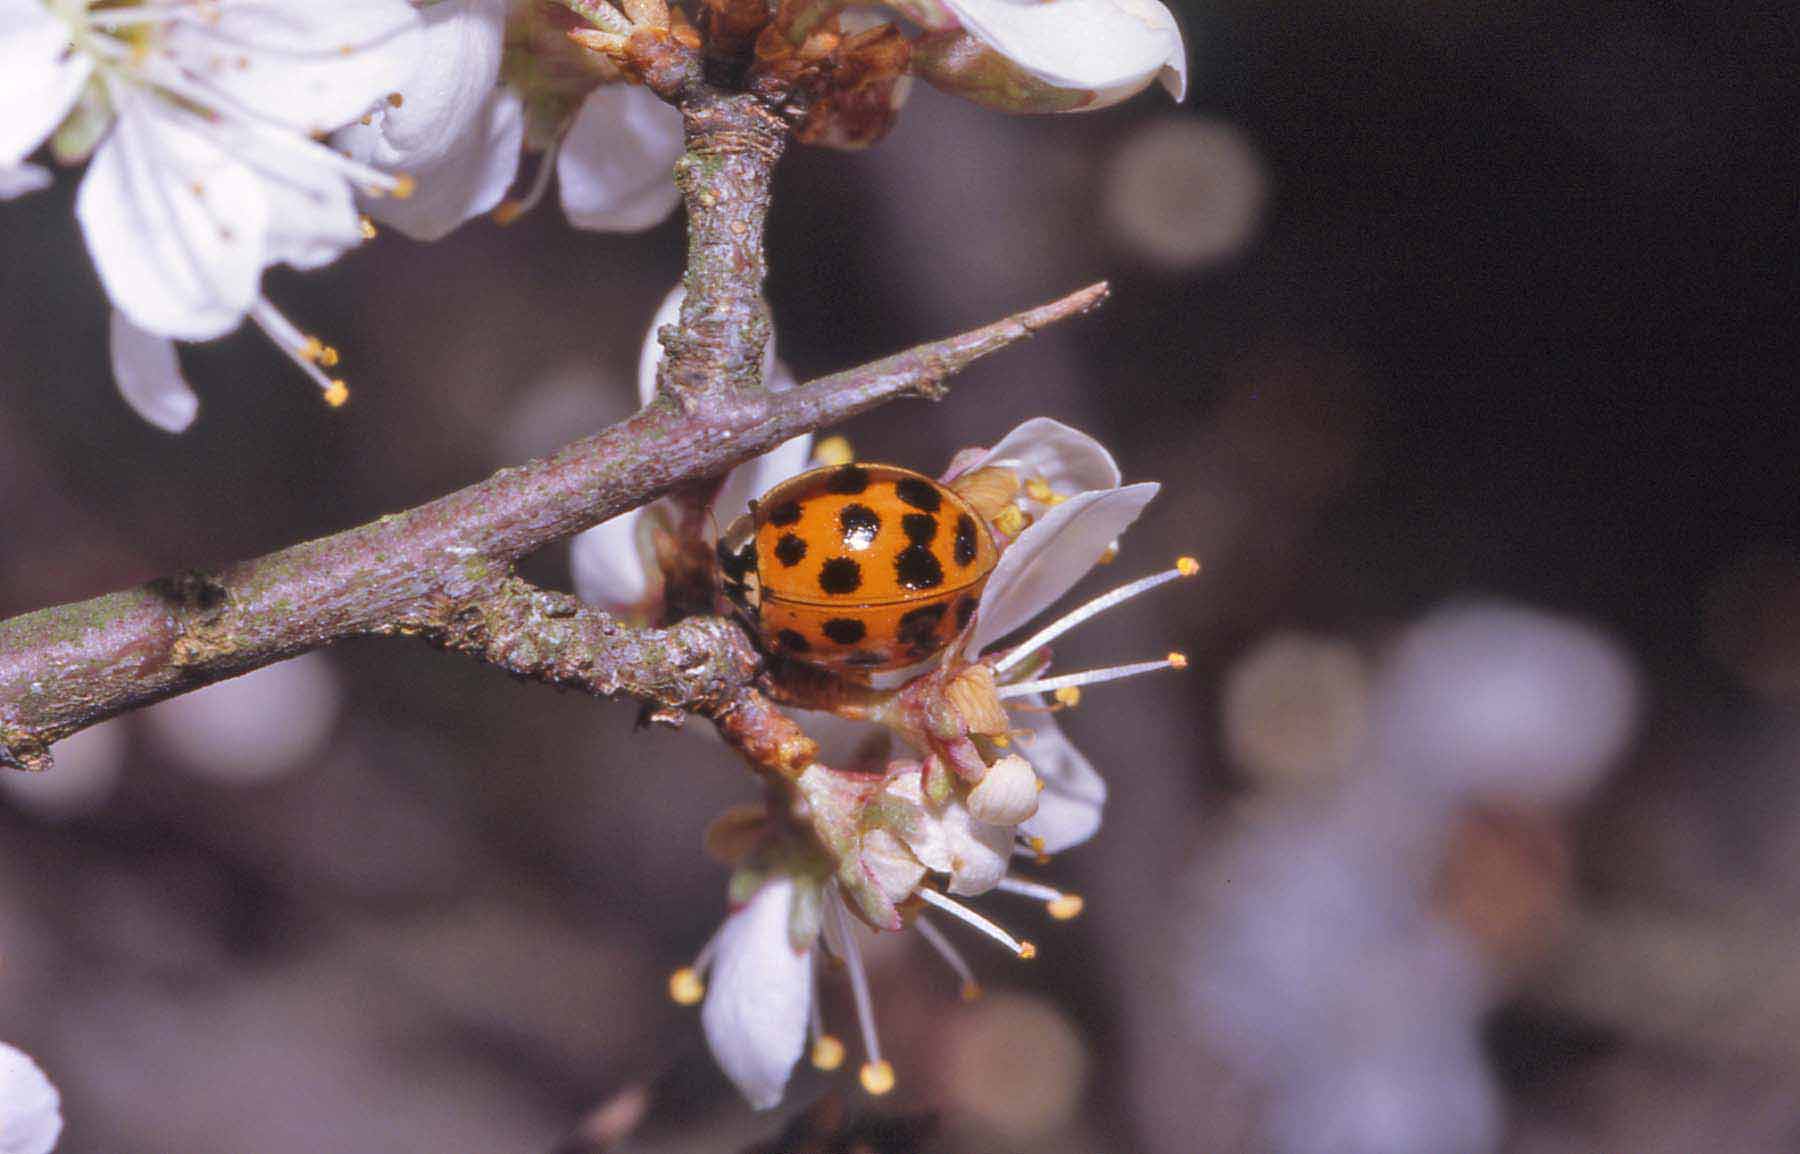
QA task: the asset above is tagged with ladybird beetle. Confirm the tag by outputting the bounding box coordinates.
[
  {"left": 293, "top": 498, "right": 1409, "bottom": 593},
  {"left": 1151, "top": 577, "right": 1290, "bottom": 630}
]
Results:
[{"left": 718, "top": 463, "right": 999, "bottom": 674}]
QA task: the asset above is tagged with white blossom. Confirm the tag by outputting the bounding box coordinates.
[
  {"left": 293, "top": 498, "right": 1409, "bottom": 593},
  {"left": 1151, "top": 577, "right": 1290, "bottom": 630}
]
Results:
[
  {"left": 2, "top": 0, "right": 425, "bottom": 426},
  {"left": 939, "top": 0, "right": 1186, "bottom": 109},
  {"left": 698, "top": 876, "right": 816, "bottom": 1110}
]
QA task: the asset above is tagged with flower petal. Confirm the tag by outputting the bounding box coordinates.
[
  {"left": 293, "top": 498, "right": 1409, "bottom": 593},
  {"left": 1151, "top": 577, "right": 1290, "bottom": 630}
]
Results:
[
  {"left": 335, "top": 0, "right": 521, "bottom": 241},
  {"left": 0, "top": 1041, "right": 62, "bottom": 1154},
  {"left": 953, "top": 416, "right": 1122, "bottom": 493},
  {"left": 0, "top": 2, "right": 91, "bottom": 168},
  {"left": 77, "top": 85, "right": 270, "bottom": 340},
  {"left": 109, "top": 310, "right": 199, "bottom": 433},
  {"left": 570, "top": 506, "right": 660, "bottom": 618},
  {"left": 1013, "top": 706, "right": 1105, "bottom": 853},
  {"left": 638, "top": 285, "right": 810, "bottom": 523},
  {"left": 937, "top": 0, "right": 1186, "bottom": 109},
  {"left": 700, "top": 877, "right": 814, "bottom": 1110},
  {"left": 161, "top": 0, "right": 423, "bottom": 135},
  {"left": 0, "top": 163, "right": 51, "bottom": 201},
  {"left": 966, "top": 752, "right": 1040, "bottom": 826},
  {"left": 969, "top": 481, "right": 1158, "bottom": 654},
  {"left": 557, "top": 85, "right": 684, "bottom": 233}
]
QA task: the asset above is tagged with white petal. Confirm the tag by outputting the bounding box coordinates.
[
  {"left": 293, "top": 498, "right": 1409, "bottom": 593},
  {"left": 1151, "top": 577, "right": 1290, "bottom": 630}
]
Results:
[
  {"left": 0, "top": 1041, "right": 62, "bottom": 1154},
  {"left": 558, "top": 85, "right": 684, "bottom": 233},
  {"left": 943, "top": 804, "right": 1012, "bottom": 895},
  {"left": 244, "top": 136, "right": 362, "bottom": 271},
  {"left": 966, "top": 753, "right": 1040, "bottom": 826},
  {"left": 109, "top": 311, "right": 199, "bottom": 433},
  {"left": 969, "top": 481, "right": 1158, "bottom": 654},
  {"left": 0, "top": 2, "right": 91, "bottom": 168},
  {"left": 335, "top": 1, "right": 521, "bottom": 241},
  {"left": 635, "top": 284, "right": 687, "bottom": 406},
  {"left": 161, "top": 0, "right": 423, "bottom": 135},
  {"left": 638, "top": 286, "right": 809, "bottom": 523},
  {"left": 862, "top": 827, "right": 927, "bottom": 903},
  {"left": 0, "top": 163, "right": 51, "bottom": 201},
  {"left": 700, "top": 878, "right": 814, "bottom": 1110},
  {"left": 1013, "top": 706, "right": 1105, "bottom": 853},
  {"left": 570, "top": 507, "right": 659, "bottom": 616},
  {"left": 938, "top": 0, "right": 1186, "bottom": 108},
  {"left": 77, "top": 85, "right": 269, "bottom": 340},
  {"left": 956, "top": 416, "right": 1121, "bottom": 493}
]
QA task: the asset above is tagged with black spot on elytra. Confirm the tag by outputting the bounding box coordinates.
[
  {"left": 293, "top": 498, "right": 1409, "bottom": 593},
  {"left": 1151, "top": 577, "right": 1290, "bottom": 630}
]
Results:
[
  {"left": 774, "top": 533, "right": 807, "bottom": 567},
  {"left": 839, "top": 504, "right": 881, "bottom": 550},
  {"left": 822, "top": 618, "right": 867, "bottom": 645},
  {"left": 954, "top": 596, "right": 978, "bottom": 631},
  {"left": 767, "top": 500, "right": 802, "bottom": 527},
  {"left": 826, "top": 465, "right": 870, "bottom": 495},
  {"left": 776, "top": 629, "right": 810, "bottom": 653},
  {"left": 894, "top": 476, "right": 942, "bottom": 512},
  {"left": 901, "top": 513, "right": 938, "bottom": 546},
  {"left": 818, "top": 557, "right": 863, "bottom": 595},
  {"left": 894, "top": 545, "right": 944, "bottom": 590},
  {"left": 953, "top": 514, "right": 979, "bottom": 566},
  {"left": 897, "top": 603, "right": 947, "bottom": 654},
  {"left": 846, "top": 650, "right": 887, "bottom": 667}
]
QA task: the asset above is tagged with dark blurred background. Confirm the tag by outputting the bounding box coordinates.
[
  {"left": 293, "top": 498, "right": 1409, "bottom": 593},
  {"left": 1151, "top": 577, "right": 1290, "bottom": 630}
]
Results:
[{"left": 3, "top": 2, "right": 1798, "bottom": 1151}]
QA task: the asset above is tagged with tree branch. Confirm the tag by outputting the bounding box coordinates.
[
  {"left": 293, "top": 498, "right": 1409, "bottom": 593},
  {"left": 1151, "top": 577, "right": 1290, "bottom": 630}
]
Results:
[{"left": 0, "top": 280, "right": 1109, "bottom": 772}]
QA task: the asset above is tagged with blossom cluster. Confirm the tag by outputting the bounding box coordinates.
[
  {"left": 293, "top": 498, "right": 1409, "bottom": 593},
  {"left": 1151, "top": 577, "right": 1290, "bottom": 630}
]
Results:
[
  {"left": 4, "top": 0, "right": 1185, "bottom": 430},
  {"left": 574, "top": 295, "right": 1192, "bottom": 1107}
]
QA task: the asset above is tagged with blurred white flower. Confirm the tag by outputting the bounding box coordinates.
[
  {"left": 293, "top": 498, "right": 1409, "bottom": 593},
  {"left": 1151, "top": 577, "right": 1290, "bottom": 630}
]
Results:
[
  {"left": 140, "top": 653, "right": 343, "bottom": 784},
  {"left": 2, "top": 0, "right": 424, "bottom": 428},
  {"left": 906, "top": 0, "right": 1186, "bottom": 113},
  {"left": 0, "top": 718, "right": 126, "bottom": 820},
  {"left": 0, "top": 1041, "right": 61, "bottom": 1154},
  {"left": 1105, "top": 117, "right": 1268, "bottom": 270},
  {"left": 337, "top": 3, "right": 682, "bottom": 240},
  {"left": 1375, "top": 602, "right": 1641, "bottom": 806}
]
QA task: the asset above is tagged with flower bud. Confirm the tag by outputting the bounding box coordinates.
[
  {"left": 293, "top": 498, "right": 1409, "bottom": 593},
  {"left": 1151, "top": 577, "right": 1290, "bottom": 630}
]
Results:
[{"left": 967, "top": 754, "right": 1041, "bottom": 826}]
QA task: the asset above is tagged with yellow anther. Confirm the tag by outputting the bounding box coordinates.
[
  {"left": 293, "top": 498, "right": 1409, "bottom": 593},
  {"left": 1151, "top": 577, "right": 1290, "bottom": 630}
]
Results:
[
  {"left": 993, "top": 505, "right": 1028, "bottom": 538},
  {"left": 812, "top": 435, "right": 854, "bottom": 467},
  {"left": 1046, "top": 894, "right": 1085, "bottom": 921},
  {"left": 1176, "top": 555, "right": 1201, "bottom": 577},
  {"left": 1016, "top": 941, "right": 1038, "bottom": 961},
  {"left": 492, "top": 199, "right": 527, "bottom": 226},
  {"left": 990, "top": 733, "right": 1010, "bottom": 748},
  {"left": 810, "top": 1035, "right": 846, "bottom": 1071},
  {"left": 322, "top": 381, "right": 350, "bottom": 409},
  {"left": 960, "top": 981, "right": 984, "bottom": 1003},
  {"left": 859, "top": 1060, "right": 896, "bottom": 1096},
  {"left": 358, "top": 215, "right": 378, "bottom": 240},
  {"left": 386, "top": 92, "right": 404, "bottom": 108},
  {"left": 301, "top": 336, "right": 325, "bottom": 363},
  {"left": 389, "top": 173, "right": 416, "bottom": 200},
  {"left": 1053, "top": 686, "right": 1082, "bottom": 708},
  {"left": 1025, "top": 478, "right": 1057, "bottom": 502},
  {"left": 317, "top": 345, "right": 340, "bottom": 369},
  {"left": 667, "top": 966, "right": 705, "bottom": 1006},
  {"left": 1097, "top": 544, "right": 1119, "bottom": 565},
  {"left": 1167, "top": 651, "right": 1189, "bottom": 670}
]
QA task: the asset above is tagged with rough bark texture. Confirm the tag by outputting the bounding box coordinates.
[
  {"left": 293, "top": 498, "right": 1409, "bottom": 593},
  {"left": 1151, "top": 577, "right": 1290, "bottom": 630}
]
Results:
[{"left": 0, "top": 280, "right": 1108, "bottom": 771}]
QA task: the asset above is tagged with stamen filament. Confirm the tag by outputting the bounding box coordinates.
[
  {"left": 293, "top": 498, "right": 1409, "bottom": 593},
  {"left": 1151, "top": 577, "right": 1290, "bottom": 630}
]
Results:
[
  {"left": 913, "top": 914, "right": 982, "bottom": 1001},
  {"left": 995, "top": 877, "right": 1085, "bottom": 920},
  {"left": 494, "top": 141, "right": 561, "bottom": 225},
  {"left": 807, "top": 976, "right": 846, "bottom": 1070},
  {"left": 249, "top": 298, "right": 347, "bottom": 406},
  {"left": 916, "top": 888, "right": 1036, "bottom": 959},
  {"left": 997, "top": 653, "right": 1188, "bottom": 700},
  {"left": 827, "top": 893, "right": 888, "bottom": 1091},
  {"left": 993, "top": 558, "right": 1200, "bottom": 675}
]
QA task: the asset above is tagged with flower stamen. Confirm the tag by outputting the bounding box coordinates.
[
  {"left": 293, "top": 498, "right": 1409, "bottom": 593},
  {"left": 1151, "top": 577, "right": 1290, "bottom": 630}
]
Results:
[
  {"left": 916, "top": 888, "right": 1036, "bottom": 959},
  {"left": 493, "top": 141, "right": 561, "bottom": 226},
  {"left": 913, "top": 914, "right": 983, "bottom": 1001},
  {"left": 827, "top": 893, "right": 892, "bottom": 1096},
  {"left": 248, "top": 298, "right": 350, "bottom": 409},
  {"left": 992, "top": 558, "right": 1201, "bottom": 676},
  {"left": 996, "top": 653, "right": 1188, "bottom": 700},
  {"left": 994, "top": 876, "right": 1085, "bottom": 920}
]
